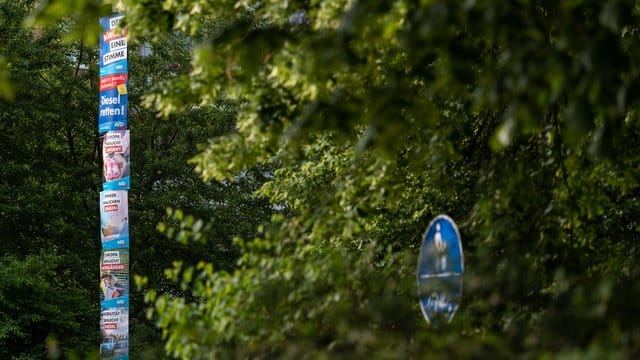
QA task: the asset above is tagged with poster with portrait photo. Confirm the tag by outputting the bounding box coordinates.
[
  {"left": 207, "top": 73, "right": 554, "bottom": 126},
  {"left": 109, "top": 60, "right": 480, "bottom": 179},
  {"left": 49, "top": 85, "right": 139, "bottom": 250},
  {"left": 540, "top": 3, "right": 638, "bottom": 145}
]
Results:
[
  {"left": 100, "top": 190, "right": 129, "bottom": 250},
  {"left": 102, "top": 130, "right": 130, "bottom": 191},
  {"left": 100, "top": 307, "right": 129, "bottom": 359},
  {"left": 100, "top": 249, "right": 129, "bottom": 309}
]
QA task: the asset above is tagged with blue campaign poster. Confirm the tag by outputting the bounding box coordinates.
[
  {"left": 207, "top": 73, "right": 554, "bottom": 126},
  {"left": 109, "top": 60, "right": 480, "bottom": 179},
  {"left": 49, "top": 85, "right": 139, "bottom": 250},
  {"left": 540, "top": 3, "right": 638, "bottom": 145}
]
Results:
[
  {"left": 99, "top": 87, "right": 128, "bottom": 133},
  {"left": 99, "top": 15, "right": 128, "bottom": 133},
  {"left": 99, "top": 15, "right": 127, "bottom": 72}
]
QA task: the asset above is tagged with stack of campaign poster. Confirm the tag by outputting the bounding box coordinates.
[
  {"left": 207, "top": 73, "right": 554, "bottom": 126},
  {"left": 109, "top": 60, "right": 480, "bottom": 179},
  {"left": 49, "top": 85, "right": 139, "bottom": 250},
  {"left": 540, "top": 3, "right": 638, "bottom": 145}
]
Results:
[
  {"left": 99, "top": 15, "right": 129, "bottom": 360},
  {"left": 99, "top": 193, "right": 130, "bottom": 359}
]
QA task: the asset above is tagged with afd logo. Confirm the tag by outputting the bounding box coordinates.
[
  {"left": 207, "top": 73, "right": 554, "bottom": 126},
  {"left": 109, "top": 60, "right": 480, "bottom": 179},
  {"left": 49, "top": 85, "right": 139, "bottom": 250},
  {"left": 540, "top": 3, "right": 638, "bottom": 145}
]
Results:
[
  {"left": 117, "top": 240, "right": 125, "bottom": 245},
  {"left": 114, "top": 121, "right": 125, "bottom": 128},
  {"left": 118, "top": 181, "right": 126, "bottom": 187},
  {"left": 116, "top": 300, "right": 125, "bottom": 306}
]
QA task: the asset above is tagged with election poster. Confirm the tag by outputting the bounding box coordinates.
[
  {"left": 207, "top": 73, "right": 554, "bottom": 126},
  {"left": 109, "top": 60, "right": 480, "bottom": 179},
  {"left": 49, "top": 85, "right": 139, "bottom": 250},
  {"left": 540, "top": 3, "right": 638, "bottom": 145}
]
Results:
[
  {"left": 100, "top": 248, "right": 129, "bottom": 309},
  {"left": 103, "top": 130, "right": 130, "bottom": 190},
  {"left": 98, "top": 74, "right": 128, "bottom": 133},
  {"left": 99, "top": 15, "right": 128, "bottom": 133},
  {"left": 100, "top": 190, "right": 129, "bottom": 250},
  {"left": 100, "top": 308, "right": 129, "bottom": 359},
  {"left": 99, "top": 15, "right": 127, "bottom": 75},
  {"left": 99, "top": 14, "right": 129, "bottom": 359},
  {"left": 99, "top": 15, "right": 127, "bottom": 73}
]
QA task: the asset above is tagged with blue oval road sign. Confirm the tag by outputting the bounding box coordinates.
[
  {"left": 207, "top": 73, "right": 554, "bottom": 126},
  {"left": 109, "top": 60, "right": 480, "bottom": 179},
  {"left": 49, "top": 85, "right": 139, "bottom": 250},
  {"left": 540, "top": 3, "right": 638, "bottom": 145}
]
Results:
[{"left": 417, "top": 215, "right": 464, "bottom": 325}]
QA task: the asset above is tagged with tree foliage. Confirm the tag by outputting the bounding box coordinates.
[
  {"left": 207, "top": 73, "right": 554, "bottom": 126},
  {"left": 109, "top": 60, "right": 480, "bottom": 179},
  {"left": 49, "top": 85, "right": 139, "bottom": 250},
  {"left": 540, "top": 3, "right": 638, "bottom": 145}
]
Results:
[
  {"left": 0, "top": 254, "right": 96, "bottom": 359},
  {"left": 0, "top": 1, "right": 100, "bottom": 357},
  {"left": 19, "top": 0, "right": 640, "bottom": 358},
  {"left": 1, "top": 1, "right": 272, "bottom": 358}
]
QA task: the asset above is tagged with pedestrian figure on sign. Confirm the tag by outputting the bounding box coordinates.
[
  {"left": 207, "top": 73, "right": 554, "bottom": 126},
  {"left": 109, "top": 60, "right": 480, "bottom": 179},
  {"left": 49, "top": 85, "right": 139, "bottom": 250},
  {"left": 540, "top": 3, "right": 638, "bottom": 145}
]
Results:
[{"left": 434, "top": 223, "right": 447, "bottom": 272}]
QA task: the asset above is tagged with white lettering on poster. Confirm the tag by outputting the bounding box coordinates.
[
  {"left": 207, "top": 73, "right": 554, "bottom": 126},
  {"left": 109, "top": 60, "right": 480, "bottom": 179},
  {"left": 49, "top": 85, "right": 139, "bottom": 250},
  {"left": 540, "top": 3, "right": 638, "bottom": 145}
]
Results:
[
  {"left": 110, "top": 16, "right": 124, "bottom": 30},
  {"left": 102, "top": 193, "right": 121, "bottom": 212},
  {"left": 103, "top": 49, "right": 127, "bottom": 66},
  {"left": 103, "top": 251, "right": 121, "bottom": 264},
  {"left": 104, "top": 133, "right": 122, "bottom": 146},
  {"left": 103, "top": 310, "right": 121, "bottom": 317},
  {"left": 104, "top": 133, "right": 124, "bottom": 153},
  {"left": 101, "top": 96, "right": 120, "bottom": 105},
  {"left": 99, "top": 107, "right": 125, "bottom": 117},
  {"left": 102, "top": 309, "right": 121, "bottom": 327},
  {"left": 100, "top": 96, "right": 125, "bottom": 118},
  {"left": 109, "top": 38, "right": 127, "bottom": 52}
]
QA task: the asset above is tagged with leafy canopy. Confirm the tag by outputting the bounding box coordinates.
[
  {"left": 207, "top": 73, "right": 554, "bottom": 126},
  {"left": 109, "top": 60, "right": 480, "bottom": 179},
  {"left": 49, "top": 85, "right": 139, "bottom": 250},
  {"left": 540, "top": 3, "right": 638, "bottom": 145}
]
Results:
[{"left": 24, "top": 0, "right": 640, "bottom": 358}]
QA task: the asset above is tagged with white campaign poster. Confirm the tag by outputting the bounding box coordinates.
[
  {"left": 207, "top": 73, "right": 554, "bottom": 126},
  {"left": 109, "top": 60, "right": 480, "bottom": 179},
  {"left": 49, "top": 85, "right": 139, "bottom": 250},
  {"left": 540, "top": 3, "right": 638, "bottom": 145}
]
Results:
[
  {"left": 100, "top": 308, "right": 129, "bottom": 359},
  {"left": 100, "top": 190, "right": 129, "bottom": 250},
  {"left": 102, "top": 130, "right": 130, "bottom": 190}
]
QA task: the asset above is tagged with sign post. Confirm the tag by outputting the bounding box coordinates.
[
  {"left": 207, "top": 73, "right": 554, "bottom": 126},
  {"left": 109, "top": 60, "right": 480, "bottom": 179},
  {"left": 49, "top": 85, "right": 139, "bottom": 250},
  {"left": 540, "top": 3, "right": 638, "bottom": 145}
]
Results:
[{"left": 99, "top": 14, "right": 129, "bottom": 359}]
